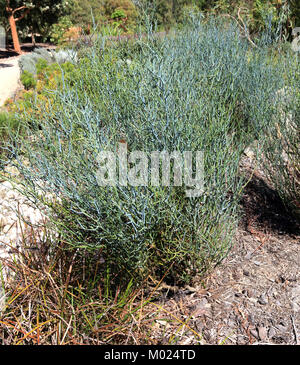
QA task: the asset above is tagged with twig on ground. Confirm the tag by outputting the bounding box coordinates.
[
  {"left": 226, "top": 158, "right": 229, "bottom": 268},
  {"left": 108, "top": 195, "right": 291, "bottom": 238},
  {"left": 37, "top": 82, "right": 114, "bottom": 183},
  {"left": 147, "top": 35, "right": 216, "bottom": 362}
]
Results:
[{"left": 291, "top": 315, "right": 299, "bottom": 345}]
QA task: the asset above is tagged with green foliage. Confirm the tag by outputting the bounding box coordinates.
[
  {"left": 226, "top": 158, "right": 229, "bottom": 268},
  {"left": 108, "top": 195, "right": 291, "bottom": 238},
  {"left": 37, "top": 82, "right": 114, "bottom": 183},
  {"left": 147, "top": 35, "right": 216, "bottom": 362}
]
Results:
[
  {"left": 111, "top": 9, "right": 127, "bottom": 20},
  {"left": 210, "top": 0, "right": 299, "bottom": 39},
  {"left": 61, "top": 0, "right": 139, "bottom": 36},
  {"left": 64, "top": 0, "right": 300, "bottom": 36},
  {"left": 18, "top": 48, "right": 77, "bottom": 76},
  {"left": 290, "top": 0, "right": 300, "bottom": 27},
  {"left": 35, "top": 58, "right": 49, "bottom": 74},
  {"left": 49, "top": 15, "right": 74, "bottom": 45},
  {"left": 68, "top": 0, "right": 105, "bottom": 27},
  {"left": 7, "top": 56, "right": 78, "bottom": 122},
  {"left": 20, "top": 70, "right": 37, "bottom": 90},
  {"left": 0, "top": 111, "right": 22, "bottom": 159},
  {"left": 101, "top": 0, "right": 138, "bottom": 26},
  {"left": 135, "top": 0, "right": 205, "bottom": 29},
  {"left": 19, "top": 48, "right": 54, "bottom": 75},
  {"left": 2, "top": 0, "right": 299, "bottom": 44},
  {"left": 0, "top": 3, "right": 8, "bottom": 31}
]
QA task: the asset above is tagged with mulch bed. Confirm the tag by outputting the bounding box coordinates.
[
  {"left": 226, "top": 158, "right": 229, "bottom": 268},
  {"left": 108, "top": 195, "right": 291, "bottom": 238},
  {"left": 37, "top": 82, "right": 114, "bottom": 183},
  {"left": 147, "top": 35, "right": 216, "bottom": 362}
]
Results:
[{"left": 149, "top": 157, "right": 300, "bottom": 345}]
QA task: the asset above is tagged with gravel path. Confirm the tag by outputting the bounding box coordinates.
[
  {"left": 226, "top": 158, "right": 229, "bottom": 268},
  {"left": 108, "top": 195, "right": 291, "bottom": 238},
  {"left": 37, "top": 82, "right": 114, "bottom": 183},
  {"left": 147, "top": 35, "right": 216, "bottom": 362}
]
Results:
[
  {"left": 0, "top": 56, "right": 21, "bottom": 107},
  {"left": 0, "top": 56, "right": 23, "bottom": 272},
  {"left": 0, "top": 54, "right": 39, "bottom": 311},
  {"left": 0, "top": 56, "right": 22, "bottom": 311},
  {"left": 0, "top": 55, "right": 43, "bottom": 312},
  {"left": 0, "top": 176, "right": 47, "bottom": 312}
]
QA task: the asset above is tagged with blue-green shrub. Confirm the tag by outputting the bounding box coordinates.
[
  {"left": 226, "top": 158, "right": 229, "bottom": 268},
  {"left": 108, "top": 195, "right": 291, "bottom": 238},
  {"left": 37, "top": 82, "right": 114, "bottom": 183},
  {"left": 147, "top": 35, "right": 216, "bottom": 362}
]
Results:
[{"left": 3, "top": 17, "right": 285, "bottom": 283}]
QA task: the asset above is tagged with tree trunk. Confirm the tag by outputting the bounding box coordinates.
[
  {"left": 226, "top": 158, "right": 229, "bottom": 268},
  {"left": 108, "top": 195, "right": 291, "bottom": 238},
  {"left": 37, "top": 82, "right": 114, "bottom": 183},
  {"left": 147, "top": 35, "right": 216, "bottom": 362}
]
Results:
[
  {"left": 31, "top": 32, "right": 36, "bottom": 47},
  {"left": 8, "top": 12, "right": 21, "bottom": 54}
]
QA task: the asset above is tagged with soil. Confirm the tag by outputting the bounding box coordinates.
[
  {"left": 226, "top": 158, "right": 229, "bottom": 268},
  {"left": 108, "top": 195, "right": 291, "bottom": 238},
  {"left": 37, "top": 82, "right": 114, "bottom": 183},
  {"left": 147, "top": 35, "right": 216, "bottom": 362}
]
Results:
[{"left": 149, "top": 157, "right": 300, "bottom": 345}]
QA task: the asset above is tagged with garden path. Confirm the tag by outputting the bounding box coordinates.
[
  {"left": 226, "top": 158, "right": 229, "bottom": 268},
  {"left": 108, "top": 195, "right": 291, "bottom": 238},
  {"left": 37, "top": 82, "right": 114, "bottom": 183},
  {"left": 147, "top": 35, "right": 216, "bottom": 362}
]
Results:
[{"left": 0, "top": 56, "right": 21, "bottom": 107}]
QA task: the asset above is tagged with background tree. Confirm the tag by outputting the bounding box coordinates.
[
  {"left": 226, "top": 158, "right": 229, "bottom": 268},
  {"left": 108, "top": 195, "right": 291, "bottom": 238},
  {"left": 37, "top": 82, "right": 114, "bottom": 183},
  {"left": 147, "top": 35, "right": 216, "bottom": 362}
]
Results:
[
  {"left": 69, "top": 0, "right": 104, "bottom": 28},
  {"left": 69, "top": 0, "right": 138, "bottom": 31},
  {"left": 134, "top": 0, "right": 208, "bottom": 29},
  {"left": 0, "top": 0, "right": 70, "bottom": 53},
  {"left": 290, "top": 0, "right": 300, "bottom": 28}
]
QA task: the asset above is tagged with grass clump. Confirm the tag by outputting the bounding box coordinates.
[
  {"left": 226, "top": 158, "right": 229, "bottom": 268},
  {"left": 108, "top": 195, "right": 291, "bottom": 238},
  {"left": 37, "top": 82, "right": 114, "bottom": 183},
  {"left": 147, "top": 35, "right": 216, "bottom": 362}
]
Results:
[
  {"left": 0, "top": 230, "right": 176, "bottom": 344},
  {"left": 0, "top": 222, "right": 204, "bottom": 345}
]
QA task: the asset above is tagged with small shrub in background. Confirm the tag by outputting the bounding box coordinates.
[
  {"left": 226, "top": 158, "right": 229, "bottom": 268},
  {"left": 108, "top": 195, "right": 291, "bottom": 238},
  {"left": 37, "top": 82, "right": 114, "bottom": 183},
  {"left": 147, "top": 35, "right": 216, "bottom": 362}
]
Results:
[
  {"left": 0, "top": 112, "right": 21, "bottom": 140},
  {"left": 20, "top": 70, "right": 37, "bottom": 90},
  {"left": 19, "top": 48, "right": 54, "bottom": 75},
  {"left": 11, "top": 49, "right": 79, "bottom": 119},
  {"left": 50, "top": 16, "right": 74, "bottom": 45},
  {"left": 19, "top": 48, "right": 78, "bottom": 76},
  {"left": 7, "top": 58, "right": 78, "bottom": 126},
  {"left": 259, "top": 55, "right": 300, "bottom": 220}
]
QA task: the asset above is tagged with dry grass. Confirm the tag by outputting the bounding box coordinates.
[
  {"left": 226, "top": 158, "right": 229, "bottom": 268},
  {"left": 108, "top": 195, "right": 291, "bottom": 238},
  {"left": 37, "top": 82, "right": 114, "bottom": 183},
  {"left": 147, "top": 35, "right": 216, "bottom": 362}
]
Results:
[{"left": 0, "top": 223, "right": 203, "bottom": 345}]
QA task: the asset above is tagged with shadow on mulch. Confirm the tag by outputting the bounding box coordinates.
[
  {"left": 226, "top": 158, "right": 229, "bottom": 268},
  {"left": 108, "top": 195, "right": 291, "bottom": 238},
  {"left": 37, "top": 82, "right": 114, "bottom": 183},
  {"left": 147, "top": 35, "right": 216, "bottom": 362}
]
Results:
[
  {"left": 240, "top": 174, "right": 300, "bottom": 236},
  {"left": 0, "top": 43, "right": 56, "bottom": 59},
  {"left": 0, "top": 62, "right": 15, "bottom": 68},
  {"left": 0, "top": 49, "right": 19, "bottom": 59},
  {"left": 18, "top": 43, "right": 56, "bottom": 52}
]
